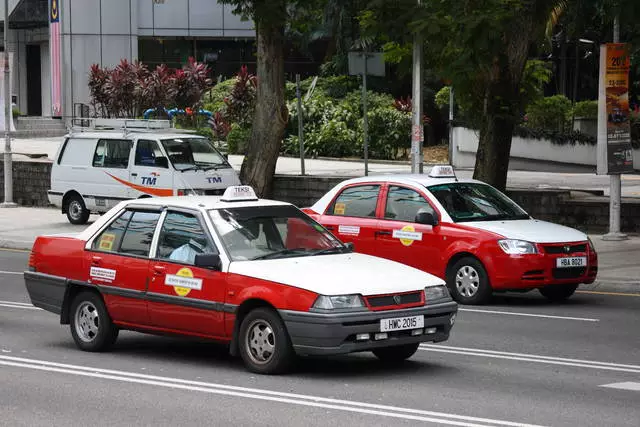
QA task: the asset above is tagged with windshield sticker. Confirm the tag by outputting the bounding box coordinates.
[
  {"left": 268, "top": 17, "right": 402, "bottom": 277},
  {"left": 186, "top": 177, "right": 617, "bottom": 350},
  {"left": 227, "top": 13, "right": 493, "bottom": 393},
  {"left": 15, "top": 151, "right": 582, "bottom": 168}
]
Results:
[
  {"left": 393, "top": 225, "right": 423, "bottom": 246},
  {"left": 165, "top": 268, "right": 203, "bottom": 297},
  {"left": 334, "top": 202, "right": 346, "bottom": 215},
  {"left": 90, "top": 267, "right": 116, "bottom": 283},
  {"left": 98, "top": 233, "right": 116, "bottom": 251},
  {"left": 339, "top": 225, "right": 360, "bottom": 236}
]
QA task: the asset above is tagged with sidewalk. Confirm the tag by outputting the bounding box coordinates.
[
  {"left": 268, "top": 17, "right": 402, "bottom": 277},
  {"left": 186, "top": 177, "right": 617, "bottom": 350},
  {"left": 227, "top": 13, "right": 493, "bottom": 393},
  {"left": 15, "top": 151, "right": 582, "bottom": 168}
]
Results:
[{"left": 1, "top": 207, "right": 638, "bottom": 292}]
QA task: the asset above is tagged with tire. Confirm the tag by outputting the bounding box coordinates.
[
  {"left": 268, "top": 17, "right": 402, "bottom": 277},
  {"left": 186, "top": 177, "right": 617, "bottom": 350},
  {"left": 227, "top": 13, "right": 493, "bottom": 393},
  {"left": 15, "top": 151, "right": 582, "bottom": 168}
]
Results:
[
  {"left": 69, "top": 291, "right": 119, "bottom": 352},
  {"left": 447, "top": 256, "right": 492, "bottom": 305},
  {"left": 66, "top": 194, "right": 90, "bottom": 225},
  {"left": 372, "top": 343, "right": 420, "bottom": 363},
  {"left": 539, "top": 284, "right": 578, "bottom": 302},
  {"left": 238, "top": 307, "right": 294, "bottom": 375}
]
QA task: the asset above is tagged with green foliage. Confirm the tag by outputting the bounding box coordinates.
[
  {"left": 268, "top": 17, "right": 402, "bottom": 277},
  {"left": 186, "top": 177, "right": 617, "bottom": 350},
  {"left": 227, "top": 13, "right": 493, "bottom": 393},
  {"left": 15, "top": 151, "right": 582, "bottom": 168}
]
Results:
[
  {"left": 573, "top": 100, "right": 598, "bottom": 119},
  {"left": 435, "top": 86, "right": 451, "bottom": 110},
  {"left": 202, "top": 78, "right": 236, "bottom": 114},
  {"left": 227, "top": 124, "right": 252, "bottom": 154},
  {"left": 525, "top": 95, "right": 573, "bottom": 131},
  {"left": 520, "top": 60, "right": 553, "bottom": 107},
  {"left": 12, "top": 107, "right": 22, "bottom": 117}
]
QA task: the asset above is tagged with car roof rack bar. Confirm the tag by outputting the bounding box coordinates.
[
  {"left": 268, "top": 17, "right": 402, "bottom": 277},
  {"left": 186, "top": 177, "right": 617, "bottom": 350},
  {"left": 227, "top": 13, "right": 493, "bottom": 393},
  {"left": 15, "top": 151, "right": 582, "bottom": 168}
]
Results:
[{"left": 69, "top": 118, "right": 174, "bottom": 134}]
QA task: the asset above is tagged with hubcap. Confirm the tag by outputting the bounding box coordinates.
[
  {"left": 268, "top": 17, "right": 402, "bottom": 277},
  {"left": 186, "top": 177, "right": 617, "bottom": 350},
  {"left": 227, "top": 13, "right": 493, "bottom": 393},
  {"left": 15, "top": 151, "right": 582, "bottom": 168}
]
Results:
[
  {"left": 456, "top": 265, "right": 480, "bottom": 297},
  {"left": 69, "top": 200, "right": 83, "bottom": 221},
  {"left": 74, "top": 301, "right": 100, "bottom": 343},
  {"left": 245, "top": 319, "right": 276, "bottom": 365}
]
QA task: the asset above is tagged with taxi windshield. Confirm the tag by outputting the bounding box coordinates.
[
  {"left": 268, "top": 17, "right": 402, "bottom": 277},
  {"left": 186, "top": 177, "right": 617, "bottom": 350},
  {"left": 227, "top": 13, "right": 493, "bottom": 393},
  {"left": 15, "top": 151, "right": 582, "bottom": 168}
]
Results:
[
  {"left": 427, "top": 182, "right": 529, "bottom": 222},
  {"left": 160, "top": 137, "right": 229, "bottom": 172},
  {"left": 209, "top": 205, "right": 346, "bottom": 261}
]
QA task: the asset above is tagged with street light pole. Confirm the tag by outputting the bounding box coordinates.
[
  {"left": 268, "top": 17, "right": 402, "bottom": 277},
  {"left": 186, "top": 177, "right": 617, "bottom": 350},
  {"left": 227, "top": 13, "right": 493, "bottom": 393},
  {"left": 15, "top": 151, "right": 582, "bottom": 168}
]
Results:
[
  {"left": 410, "top": 0, "right": 423, "bottom": 174},
  {"left": 1, "top": 0, "right": 16, "bottom": 208},
  {"left": 603, "top": 14, "right": 627, "bottom": 241}
]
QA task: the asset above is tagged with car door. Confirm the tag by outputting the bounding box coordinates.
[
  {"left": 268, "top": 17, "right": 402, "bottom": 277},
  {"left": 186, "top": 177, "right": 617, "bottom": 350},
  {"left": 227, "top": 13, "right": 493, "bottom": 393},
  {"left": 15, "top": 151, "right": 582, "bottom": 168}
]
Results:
[
  {"left": 128, "top": 139, "right": 174, "bottom": 198},
  {"left": 147, "top": 209, "right": 227, "bottom": 339},
  {"left": 315, "top": 184, "right": 382, "bottom": 256},
  {"left": 90, "top": 138, "right": 134, "bottom": 209},
  {"left": 374, "top": 184, "right": 443, "bottom": 274},
  {"left": 86, "top": 208, "right": 162, "bottom": 325}
]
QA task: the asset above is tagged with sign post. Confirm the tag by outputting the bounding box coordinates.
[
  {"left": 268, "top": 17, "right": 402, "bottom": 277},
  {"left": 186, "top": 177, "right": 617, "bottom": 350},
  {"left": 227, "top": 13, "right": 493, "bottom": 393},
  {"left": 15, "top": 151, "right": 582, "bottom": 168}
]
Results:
[
  {"left": 295, "top": 74, "right": 305, "bottom": 176},
  {"left": 411, "top": 0, "right": 424, "bottom": 174},
  {"left": 1, "top": 0, "right": 16, "bottom": 208}
]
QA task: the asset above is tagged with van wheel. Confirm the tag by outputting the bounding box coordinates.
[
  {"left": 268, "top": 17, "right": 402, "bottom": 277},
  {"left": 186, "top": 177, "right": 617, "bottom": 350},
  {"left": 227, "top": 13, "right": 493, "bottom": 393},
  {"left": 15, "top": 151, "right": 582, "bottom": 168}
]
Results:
[
  {"left": 67, "top": 195, "right": 90, "bottom": 225},
  {"left": 447, "top": 257, "right": 492, "bottom": 305}
]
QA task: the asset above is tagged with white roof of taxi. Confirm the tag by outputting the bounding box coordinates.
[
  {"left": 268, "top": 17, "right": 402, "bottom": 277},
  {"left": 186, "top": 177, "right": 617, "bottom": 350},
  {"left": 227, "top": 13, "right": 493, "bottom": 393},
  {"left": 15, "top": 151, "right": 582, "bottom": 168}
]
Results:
[
  {"left": 332, "top": 173, "right": 480, "bottom": 187},
  {"left": 125, "top": 195, "right": 291, "bottom": 211}
]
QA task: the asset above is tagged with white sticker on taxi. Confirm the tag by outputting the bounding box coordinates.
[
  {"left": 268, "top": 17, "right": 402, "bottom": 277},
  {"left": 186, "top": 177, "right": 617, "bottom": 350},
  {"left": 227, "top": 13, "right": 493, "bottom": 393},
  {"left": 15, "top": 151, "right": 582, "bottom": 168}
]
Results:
[
  {"left": 338, "top": 225, "right": 360, "bottom": 236},
  {"left": 90, "top": 267, "right": 116, "bottom": 282}
]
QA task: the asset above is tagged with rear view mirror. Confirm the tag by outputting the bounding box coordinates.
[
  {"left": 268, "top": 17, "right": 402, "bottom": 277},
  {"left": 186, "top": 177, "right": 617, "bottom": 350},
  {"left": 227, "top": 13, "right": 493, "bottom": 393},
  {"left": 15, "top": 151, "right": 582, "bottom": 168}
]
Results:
[
  {"left": 155, "top": 156, "right": 169, "bottom": 168},
  {"left": 344, "top": 242, "right": 354, "bottom": 252},
  {"left": 194, "top": 253, "right": 222, "bottom": 271},
  {"left": 415, "top": 211, "right": 438, "bottom": 226}
]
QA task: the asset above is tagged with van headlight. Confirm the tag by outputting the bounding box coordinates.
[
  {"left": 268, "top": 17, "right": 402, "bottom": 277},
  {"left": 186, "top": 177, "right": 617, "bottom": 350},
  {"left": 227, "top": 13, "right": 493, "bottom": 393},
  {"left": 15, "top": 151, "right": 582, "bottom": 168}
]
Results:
[
  {"left": 498, "top": 239, "right": 537, "bottom": 255},
  {"left": 312, "top": 294, "right": 365, "bottom": 310},
  {"left": 424, "top": 285, "right": 449, "bottom": 301}
]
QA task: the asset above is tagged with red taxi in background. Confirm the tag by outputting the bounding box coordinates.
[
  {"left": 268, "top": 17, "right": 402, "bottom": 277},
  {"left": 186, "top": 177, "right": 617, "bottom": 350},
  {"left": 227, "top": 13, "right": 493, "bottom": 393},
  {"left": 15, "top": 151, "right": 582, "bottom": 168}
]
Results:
[
  {"left": 24, "top": 186, "right": 457, "bottom": 374},
  {"left": 303, "top": 166, "right": 598, "bottom": 305}
]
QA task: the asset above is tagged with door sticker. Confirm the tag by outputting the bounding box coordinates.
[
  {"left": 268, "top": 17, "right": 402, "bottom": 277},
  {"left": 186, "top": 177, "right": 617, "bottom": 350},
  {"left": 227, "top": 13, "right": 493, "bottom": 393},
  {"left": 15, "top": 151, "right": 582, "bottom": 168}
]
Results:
[
  {"left": 90, "top": 267, "right": 116, "bottom": 282},
  {"left": 338, "top": 225, "right": 360, "bottom": 236},
  {"left": 165, "top": 268, "right": 203, "bottom": 297},
  {"left": 334, "top": 202, "right": 346, "bottom": 215},
  {"left": 98, "top": 233, "right": 116, "bottom": 251},
  {"left": 393, "top": 225, "right": 423, "bottom": 247}
]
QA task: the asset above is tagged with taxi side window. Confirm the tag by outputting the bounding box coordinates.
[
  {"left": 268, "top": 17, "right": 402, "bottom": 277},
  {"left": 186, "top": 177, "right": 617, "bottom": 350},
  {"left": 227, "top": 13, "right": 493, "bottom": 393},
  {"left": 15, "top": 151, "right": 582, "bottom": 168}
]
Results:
[
  {"left": 119, "top": 211, "right": 162, "bottom": 257},
  {"left": 157, "top": 212, "right": 216, "bottom": 265},
  {"left": 384, "top": 186, "right": 436, "bottom": 223},
  {"left": 329, "top": 185, "right": 380, "bottom": 218},
  {"left": 93, "top": 139, "right": 132, "bottom": 169},
  {"left": 92, "top": 210, "right": 133, "bottom": 253}
]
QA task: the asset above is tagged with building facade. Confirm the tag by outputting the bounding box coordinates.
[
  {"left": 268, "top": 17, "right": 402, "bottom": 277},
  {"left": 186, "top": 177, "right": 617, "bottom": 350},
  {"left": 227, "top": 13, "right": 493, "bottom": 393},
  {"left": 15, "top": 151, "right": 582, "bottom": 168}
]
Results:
[{"left": 2, "top": 0, "right": 255, "bottom": 120}]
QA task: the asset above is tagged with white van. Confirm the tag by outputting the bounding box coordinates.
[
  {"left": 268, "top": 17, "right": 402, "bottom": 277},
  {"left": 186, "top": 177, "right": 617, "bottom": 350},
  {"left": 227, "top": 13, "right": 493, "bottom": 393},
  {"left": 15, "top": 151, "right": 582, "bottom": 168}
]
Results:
[{"left": 49, "top": 119, "right": 241, "bottom": 224}]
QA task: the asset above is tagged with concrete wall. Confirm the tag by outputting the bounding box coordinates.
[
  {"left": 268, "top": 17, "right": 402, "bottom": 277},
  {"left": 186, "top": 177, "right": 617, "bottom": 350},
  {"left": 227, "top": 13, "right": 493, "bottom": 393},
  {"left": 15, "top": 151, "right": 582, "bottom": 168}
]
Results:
[
  {"left": 451, "top": 127, "right": 640, "bottom": 173},
  {"left": 0, "top": 159, "right": 52, "bottom": 206}
]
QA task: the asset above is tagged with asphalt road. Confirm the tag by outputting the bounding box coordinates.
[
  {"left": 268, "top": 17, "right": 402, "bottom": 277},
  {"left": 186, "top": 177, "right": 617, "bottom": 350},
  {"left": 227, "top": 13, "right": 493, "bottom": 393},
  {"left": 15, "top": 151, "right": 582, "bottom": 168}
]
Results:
[{"left": 1, "top": 248, "right": 639, "bottom": 427}]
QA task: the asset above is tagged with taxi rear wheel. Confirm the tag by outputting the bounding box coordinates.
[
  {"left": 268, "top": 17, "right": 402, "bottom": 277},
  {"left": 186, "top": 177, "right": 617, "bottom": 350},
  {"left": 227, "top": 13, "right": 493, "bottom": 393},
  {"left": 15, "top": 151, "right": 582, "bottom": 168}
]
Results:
[
  {"left": 238, "top": 308, "right": 294, "bottom": 375},
  {"left": 539, "top": 284, "right": 578, "bottom": 302},
  {"left": 69, "top": 291, "right": 119, "bottom": 352},
  {"left": 447, "top": 257, "right": 492, "bottom": 305},
  {"left": 372, "top": 343, "right": 420, "bottom": 363}
]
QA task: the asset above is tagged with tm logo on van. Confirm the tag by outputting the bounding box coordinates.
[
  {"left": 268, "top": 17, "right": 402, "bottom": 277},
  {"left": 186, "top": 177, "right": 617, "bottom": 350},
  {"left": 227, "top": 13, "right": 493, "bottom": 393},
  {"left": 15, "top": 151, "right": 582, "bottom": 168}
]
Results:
[
  {"left": 141, "top": 177, "right": 157, "bottom": 185},
  {"left": 207, "top": 177, "right": 223, "bottom": 184}
]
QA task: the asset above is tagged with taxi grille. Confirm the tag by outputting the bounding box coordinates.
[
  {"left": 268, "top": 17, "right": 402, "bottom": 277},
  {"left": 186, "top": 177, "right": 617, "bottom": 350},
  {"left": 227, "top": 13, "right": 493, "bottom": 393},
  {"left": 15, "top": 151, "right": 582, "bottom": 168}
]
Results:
[
  {"left": 552, "top": 267, "right": 586, "bottom": 279},
  {"left": 543, "top": 244, "right": 587, "bottom": 254},
  {"left": 366, "top": 291, "right": 423, "bottom": 308}
]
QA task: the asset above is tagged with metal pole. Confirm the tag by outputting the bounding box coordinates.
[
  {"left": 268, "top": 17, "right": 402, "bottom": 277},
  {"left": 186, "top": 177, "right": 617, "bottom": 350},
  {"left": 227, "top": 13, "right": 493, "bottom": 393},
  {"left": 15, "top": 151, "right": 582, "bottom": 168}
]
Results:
[
  {"left": 362, "top": 53, "right": 369, "bottom": 176},
  {"left": 448, "top": 86, "right": 454, "bottom": 165},
  {"left": 295, "top": 74, "right": 305, "bottom": 176},
  {"left": 1, "top": 0, "right": 15, "bottom": 207},
  {"left": 603, "top": 14, "right": 627, "bottom": 240},
  {"left": 410, "top": 0, "right": 423, "bottom": 174}
]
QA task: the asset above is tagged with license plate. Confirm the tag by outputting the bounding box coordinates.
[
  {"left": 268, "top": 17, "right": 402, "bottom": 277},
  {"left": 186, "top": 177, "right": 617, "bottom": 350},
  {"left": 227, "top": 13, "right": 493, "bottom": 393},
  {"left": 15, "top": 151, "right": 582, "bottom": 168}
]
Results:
[
  {"left": 556, "top": 257, "right": 587, "bottom": 268},
  {"left": 95, "top": 198, "right": 106, "bottom": 207},
  {"left": 380, "top": 315, "right": 424, "bottom": 332}
]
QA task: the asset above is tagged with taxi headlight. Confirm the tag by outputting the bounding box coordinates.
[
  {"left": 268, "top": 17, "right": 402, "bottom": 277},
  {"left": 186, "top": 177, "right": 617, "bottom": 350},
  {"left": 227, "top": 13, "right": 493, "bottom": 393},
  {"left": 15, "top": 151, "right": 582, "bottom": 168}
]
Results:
[
  {"left": 312, "top": 294, "right": 365, "bottom": 310},
  {"left": 498, "top": 239, "right": 537, "bottom": 255},
  {"left": 424, "top": 285, "right": 449, "bottom": 301}
]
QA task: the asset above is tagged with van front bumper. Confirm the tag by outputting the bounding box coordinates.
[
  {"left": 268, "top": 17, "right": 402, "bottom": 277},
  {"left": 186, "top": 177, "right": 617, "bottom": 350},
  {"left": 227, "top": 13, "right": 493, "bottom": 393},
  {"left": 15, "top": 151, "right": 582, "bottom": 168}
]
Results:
[{"left": 279, "top": 301, "right": 458, "bottom": 356}]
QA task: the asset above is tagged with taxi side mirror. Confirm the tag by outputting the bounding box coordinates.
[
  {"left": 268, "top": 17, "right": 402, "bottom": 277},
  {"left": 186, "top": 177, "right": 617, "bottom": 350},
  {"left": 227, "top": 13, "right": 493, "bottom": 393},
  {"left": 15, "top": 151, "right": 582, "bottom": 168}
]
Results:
[
  {"left": 344, "top": 242, "right": 354, "bottom": 252},
  {"left": 415, "top": 211, "right": 438, "bottom": 226},
  {"left": 194, "top": 253, "right": 222, "bottom": 271}
]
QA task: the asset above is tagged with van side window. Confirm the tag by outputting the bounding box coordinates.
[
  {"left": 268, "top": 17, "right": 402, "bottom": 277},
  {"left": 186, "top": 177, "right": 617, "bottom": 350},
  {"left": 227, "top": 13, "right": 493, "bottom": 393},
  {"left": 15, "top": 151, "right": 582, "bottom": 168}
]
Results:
[
  {"left": 135, "top": 140, "right": 166, "bottom": 168},
  {"left": 93, "top": 139, "right": 132, "bottom": 169}
]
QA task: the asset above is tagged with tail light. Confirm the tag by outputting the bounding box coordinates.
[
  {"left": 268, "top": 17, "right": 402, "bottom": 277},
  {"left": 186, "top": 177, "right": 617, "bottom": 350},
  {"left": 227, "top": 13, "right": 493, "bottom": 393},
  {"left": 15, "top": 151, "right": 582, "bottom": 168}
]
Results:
[{"left": 28, "top": 251, "right": 36, "bottom": 272}]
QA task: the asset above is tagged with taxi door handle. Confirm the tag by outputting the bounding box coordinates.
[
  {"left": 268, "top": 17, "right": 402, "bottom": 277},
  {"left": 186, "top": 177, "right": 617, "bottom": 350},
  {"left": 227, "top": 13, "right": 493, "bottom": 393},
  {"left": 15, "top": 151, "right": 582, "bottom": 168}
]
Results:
[
  {"left": 131, "top": 173, "right": 138, "bottom": 177},
  {"left": 153, "top": 266, "right": 166, "bottom": 276},
  {"left": 375, "top": 230, "right": 392, "bottom": 237},
  {"left": 325, "top": 225, "right": 335, "bottom": 231},
  {"left": 91, "top": 256, "right": 102, "bottom": 265}
]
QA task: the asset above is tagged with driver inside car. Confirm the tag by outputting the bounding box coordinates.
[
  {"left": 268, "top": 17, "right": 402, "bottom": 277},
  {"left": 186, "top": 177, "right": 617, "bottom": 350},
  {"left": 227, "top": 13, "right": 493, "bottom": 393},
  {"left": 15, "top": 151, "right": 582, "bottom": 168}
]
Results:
[{"left": 169, "top": 237, "right": 212, "bottom": 264}]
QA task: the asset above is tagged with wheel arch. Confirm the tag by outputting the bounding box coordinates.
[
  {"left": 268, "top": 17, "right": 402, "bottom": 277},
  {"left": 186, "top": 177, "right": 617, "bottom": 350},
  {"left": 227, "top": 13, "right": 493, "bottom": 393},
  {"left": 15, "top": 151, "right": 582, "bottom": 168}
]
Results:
[
  {"left": 60, "top": 283, "right": 104, "bottom": 325},
  {"left": 229, "top": 298, "right": 279, "bottom": 357},
  {"left": 62, "top": 190, "right": 84, "bottom": 214}
]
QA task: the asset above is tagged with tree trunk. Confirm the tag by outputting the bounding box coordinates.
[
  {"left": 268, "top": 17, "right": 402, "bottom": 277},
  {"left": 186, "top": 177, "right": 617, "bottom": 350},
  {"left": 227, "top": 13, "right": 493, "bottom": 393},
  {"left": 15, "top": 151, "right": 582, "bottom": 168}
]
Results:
[{"left": 239, "top": 13, "right": 288, "bottom": 198}]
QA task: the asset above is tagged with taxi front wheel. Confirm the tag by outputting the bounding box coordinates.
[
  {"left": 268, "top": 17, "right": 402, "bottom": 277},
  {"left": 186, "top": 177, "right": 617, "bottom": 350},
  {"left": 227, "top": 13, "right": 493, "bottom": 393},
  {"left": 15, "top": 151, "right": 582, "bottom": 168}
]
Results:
[
  {"left": 238, "top": 308, "right": 295, "bottom": 375},
  {"left": 69, "top": 291, "right": 119, "bottom": 352},
  {"left": 447, "top": 257, "right": 492, "bottom": 305}
]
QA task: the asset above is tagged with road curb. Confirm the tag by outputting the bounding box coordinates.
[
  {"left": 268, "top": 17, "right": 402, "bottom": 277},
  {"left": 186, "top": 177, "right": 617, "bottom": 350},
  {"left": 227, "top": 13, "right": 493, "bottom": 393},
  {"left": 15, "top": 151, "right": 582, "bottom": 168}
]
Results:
[{"left": 0, "top": 239, "right": 34, "bottom": 251}]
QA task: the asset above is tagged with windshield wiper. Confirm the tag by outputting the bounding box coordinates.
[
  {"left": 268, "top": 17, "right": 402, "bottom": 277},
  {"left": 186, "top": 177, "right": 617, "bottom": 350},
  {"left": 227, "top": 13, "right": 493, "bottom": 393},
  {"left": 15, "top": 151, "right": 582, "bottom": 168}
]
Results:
[
  {"left": 202, "top": 163, "right": 231, "bottom": 171},
  {"left": 251, "top": 248, "right": 308, "bottom": 260},
  {"left": 179, "top": 166, "right": 200, "bottom": 172},
  {"left": 312, "top": 246, "right": 349, "bottom": 256}
]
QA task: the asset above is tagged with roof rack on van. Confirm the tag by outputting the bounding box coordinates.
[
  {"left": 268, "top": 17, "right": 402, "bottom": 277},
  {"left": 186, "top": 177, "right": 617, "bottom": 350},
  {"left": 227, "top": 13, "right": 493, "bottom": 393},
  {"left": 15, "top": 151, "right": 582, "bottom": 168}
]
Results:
[{"left": 69, "top": 118, "right": 174, "bottom": 134}]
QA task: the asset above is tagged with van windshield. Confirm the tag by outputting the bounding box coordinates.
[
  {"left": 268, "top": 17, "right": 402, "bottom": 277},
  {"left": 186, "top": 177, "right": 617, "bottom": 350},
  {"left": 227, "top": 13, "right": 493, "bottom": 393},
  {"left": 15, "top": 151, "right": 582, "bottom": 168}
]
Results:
[{"left": 160, "top": 138, "right": 229, "bottom": 172}]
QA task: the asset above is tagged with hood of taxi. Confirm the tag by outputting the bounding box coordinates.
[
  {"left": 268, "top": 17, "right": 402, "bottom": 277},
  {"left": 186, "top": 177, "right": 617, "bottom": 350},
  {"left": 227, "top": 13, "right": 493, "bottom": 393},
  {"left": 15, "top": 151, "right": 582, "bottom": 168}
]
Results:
[
  {"left": 228, "top": 253, "right": 445, "bottom": 296},
  {"left": 460, "top": 219, "right": 587, "bottom": 243}
]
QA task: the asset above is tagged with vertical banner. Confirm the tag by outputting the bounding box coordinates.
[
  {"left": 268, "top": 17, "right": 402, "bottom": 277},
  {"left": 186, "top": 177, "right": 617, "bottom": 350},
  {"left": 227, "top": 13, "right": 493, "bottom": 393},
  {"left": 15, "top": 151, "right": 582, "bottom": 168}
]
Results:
[
  {"left": 598, "top": 43, "right": 633, "bottom": 174},
  {"left": 0, "top": 52, "right": 16, "bottom": 132},
  {"left": 50, "top": 0, "right": 62, "bottom": 117}
]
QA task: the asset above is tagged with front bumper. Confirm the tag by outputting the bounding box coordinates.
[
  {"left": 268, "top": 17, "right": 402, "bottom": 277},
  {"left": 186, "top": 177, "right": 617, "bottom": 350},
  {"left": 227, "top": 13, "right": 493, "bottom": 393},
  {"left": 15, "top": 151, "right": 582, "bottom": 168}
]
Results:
[{"left": 279, "top": 301, "right": 458, "bottom": 356}]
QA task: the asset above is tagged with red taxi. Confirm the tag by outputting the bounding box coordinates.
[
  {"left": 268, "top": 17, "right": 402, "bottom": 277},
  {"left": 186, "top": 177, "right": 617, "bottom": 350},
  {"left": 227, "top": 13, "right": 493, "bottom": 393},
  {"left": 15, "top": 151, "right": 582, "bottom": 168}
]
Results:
[
  {"left": 24, "top": 186, "right": 457, "bottom": 374},
  {"left": 303, "top": 166, "right": 598, "bottom": 305}
]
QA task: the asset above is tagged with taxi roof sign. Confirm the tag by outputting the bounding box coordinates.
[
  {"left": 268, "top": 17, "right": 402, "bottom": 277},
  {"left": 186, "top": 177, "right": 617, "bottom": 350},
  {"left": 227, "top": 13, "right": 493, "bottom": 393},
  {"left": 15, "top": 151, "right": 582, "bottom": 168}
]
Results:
[
  {"left": 221, "top": 185, "right": 259, "bottom": 202},
  {"left": 428, "top": 165, "right": 456, "bottom": 179}
]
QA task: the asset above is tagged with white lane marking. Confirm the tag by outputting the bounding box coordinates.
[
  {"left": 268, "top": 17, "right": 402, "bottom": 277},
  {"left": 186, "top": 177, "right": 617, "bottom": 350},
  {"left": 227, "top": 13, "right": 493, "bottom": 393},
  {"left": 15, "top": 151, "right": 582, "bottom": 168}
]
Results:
[
  {"left": 0, "top": 355, "right": 547, "bottom": 427},
  {"left": 0, "top": 270, "right": 22, "bottom": 275},
  {"left": 0, "top": 300, "right": 33, "bottom": 306},
  {"left": 458, "top": 308, "right": 599, "bottom": 322},
  {"left": 600, "top": 382, "right": 640, "bottom": 391},
  {"left": 0, "top": 303, "right": 41, "bottom": 310},
  {"left": 419, "top": 345, "right": 640, "bottom": 374}
]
